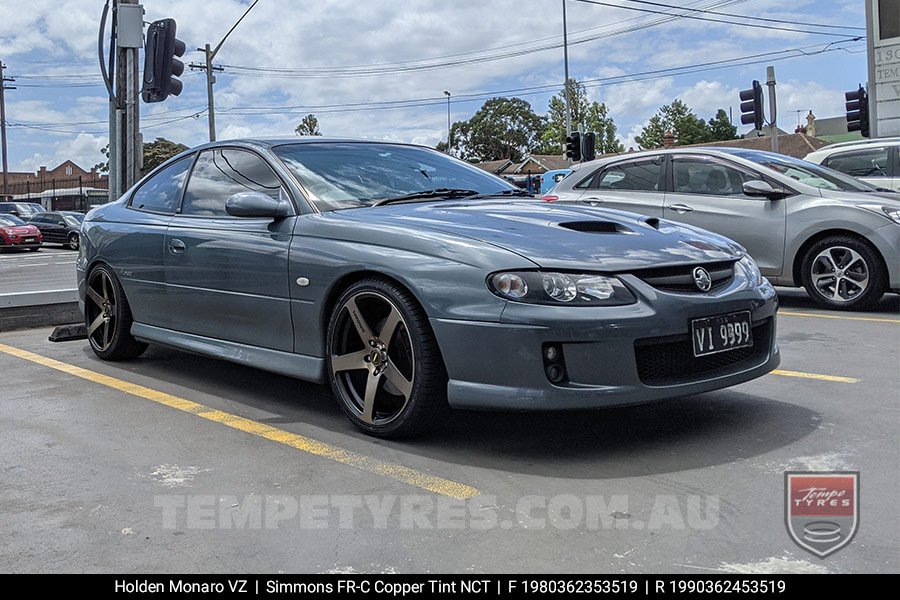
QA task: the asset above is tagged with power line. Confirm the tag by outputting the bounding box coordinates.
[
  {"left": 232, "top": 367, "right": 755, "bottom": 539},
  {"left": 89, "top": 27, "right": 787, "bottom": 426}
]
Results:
[
  {"left": 617, "top": 0, "right": 864, "bottom": 31},
  {"left": 573, "top": 0, "right": 863, "bottom": 37}
]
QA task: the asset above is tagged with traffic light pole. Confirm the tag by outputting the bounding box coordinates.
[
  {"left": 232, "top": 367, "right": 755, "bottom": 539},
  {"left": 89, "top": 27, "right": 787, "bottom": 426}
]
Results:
[{"left": 766, "top": 66, "right": 778, "bottom": 154}]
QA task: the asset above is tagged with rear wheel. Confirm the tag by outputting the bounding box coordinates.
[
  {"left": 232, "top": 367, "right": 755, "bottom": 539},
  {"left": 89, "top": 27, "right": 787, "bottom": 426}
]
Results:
[
  {"left": 801, "top": 236, "right": 886, "bottom": 310},
  {"left": 326, "top": 278, "right": 447, "bottom": 438},
  {"left": 67, "top": 232, "right": 79, "bottom": 251},
  {"left": 28, "top": 247, "right": 40, "bottom": 252},
  {"left": 85, "top": 264, "right": 147, "bottom": 360}
]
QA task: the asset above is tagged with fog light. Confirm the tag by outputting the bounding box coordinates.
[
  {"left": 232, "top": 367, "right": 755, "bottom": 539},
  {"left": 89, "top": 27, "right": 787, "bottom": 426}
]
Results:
[{"left": 546, "top": 364, "right": 565, "bottom": 384}]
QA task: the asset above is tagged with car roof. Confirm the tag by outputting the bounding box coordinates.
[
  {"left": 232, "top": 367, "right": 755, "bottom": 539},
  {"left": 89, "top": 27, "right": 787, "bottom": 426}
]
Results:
[
  {"left": 570, "top": 146, "right": 791, "bottom": 171},
  {"left": 188, "top": 137, "right": 426, "bottom": 152},
  {"left": 814, "top": 137, "right": 900, "bottom": 151}
]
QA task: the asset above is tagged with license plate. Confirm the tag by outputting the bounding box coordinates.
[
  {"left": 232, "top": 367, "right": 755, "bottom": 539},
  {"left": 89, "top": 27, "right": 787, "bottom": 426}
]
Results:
[
  {"left": 24, "top": 238, "right": 35, "bottom": 242},
  {"left": 691, "top": 311, "right": 753, "bottom": 357}
]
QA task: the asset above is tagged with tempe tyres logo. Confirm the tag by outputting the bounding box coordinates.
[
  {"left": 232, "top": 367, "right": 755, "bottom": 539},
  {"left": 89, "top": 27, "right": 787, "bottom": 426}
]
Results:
[{"left": 785, "top": 471, "right": 859, "bottom": 558}]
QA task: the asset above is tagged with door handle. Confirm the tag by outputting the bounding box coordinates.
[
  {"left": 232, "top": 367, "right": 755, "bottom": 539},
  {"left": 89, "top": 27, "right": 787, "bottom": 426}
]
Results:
[
  {"left": 168, "top": 239, "right": 186, "bottom": 255},
  {"left": 583, "top": 196, "right": 605, "bottom": 206},
  {"left": 667, "top": 203, "right": 694, "bottom": 214}
]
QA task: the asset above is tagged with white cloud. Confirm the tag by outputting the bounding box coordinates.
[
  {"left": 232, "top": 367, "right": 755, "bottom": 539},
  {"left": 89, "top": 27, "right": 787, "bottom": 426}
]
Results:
[{"left": 18, "top": 132, "right": 107, "bottom": 172}]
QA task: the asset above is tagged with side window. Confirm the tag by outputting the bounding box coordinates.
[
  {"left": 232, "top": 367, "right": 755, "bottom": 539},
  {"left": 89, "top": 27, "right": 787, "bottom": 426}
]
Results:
[
  {"left": 822, "top": 148, "right": 890, "bottom": 178},
  {"left": 590, "top": 160, "right": 662, "bottom": 191},
  {"left": 30, "top": 215, "right": 48, "bottom": 224},
  {"left": 672, "top": 158, "right": 755, "bottom": 196},
  {"left": 181, "top": 149, "right": 284, "bottom": 217},
  {"left": 130, "top": 156, "right": 193, "bottom": 214}
]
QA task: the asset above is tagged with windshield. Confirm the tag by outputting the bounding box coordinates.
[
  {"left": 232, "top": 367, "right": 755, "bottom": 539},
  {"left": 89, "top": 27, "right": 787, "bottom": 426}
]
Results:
[
  {"left": 0, "top": 215, "right": 26, "bottom": 226},
  {"left": 733, "top": 151, "right": 878, "bottom": 192},
  {"left": 273, "top": 142, "right": 515, "bottom": 211},
  {"left": 63, "top": 214, "right": 84, "bottom": 227}
]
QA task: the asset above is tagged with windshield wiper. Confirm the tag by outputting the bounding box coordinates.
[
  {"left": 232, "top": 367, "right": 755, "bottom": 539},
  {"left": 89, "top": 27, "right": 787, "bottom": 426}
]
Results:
[
  {"left": 470, "top": 189, "right": 534, "bottom": 199},
  {"left": 372, "top": 188, "right": 480, "bottom": 206}
]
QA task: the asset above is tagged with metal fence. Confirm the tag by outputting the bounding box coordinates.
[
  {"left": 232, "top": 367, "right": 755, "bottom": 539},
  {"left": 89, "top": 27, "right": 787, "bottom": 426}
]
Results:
[{"left": 2, "top": 176, "right": 110, "bottom": 210}]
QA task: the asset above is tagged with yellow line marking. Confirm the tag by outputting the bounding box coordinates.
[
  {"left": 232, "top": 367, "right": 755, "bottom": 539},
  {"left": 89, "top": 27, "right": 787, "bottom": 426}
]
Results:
[
  {"left": 0, "top": 342, "right": 479, "bottom": 500},
  {"left": 779, "top": 310, "right": 900, "bottom": 324},
  {"left": 772, "top": 369, "right": 860, "bottom": 384}
]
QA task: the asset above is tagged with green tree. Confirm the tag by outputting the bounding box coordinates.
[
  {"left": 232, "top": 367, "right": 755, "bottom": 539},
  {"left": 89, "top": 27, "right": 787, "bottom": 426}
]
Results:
[
  {"left": 635, "top": 100, "right": 712, "bottom": 148},
  {"left": 444, "top": 97, "right": 546, "bottom": 162},
  {"left": 141, "top": 138, "right": 189, "bottom": 175},
  {"left": 294, "top": 113, "right": 321, "bottom": 136},
  {"left": 539, "top": 79, "right": 623, "bottom": 154},
  {"left": 94, "top": 137, "right": 189, "bottom": 176},
  {"left": 707, "top": 108, "right": 738, "bottom": 142}
]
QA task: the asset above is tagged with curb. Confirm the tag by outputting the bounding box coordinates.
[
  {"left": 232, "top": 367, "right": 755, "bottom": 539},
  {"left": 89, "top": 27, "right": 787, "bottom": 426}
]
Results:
[{"left": 0, "top": 289, "right": 81, "bottom": 333}]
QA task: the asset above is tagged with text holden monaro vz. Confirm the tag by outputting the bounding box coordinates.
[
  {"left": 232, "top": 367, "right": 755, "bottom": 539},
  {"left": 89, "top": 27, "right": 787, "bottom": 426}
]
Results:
[{"left": 77, "top": 139, "right": 779, "bottom": 437}]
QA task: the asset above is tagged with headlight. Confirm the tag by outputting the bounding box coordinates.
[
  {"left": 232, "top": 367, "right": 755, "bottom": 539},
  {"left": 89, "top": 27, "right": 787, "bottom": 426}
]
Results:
[
  {"left": 488, "top": 271, "right": 635, "bottom": 305},
  {"left": 738, "top": 254, "right": 764, "bottom": 286},
  {"left": 860, "top": 204, "right": 900, "bottom": 224}
]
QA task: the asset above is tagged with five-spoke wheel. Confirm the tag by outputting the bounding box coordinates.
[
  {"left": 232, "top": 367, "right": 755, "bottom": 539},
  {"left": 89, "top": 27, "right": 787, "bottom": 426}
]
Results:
[
  {"left": 327, "top": 278, "right": 446, "bottom": 437},
  {"left": 84, "top": 264, "right": 147, "bottom": 360}
]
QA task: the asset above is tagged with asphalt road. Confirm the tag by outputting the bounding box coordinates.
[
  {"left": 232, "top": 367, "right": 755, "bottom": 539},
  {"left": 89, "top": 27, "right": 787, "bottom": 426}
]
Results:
[
  {"left": 0, "top": 293, "right": 897, "bottom": 574},
  {"left": 0, "top": 247, "right": 77, "bottom": 293}
]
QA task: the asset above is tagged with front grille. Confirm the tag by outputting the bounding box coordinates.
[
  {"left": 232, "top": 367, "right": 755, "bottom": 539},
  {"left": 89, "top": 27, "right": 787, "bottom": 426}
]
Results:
[
  {"left": 635, "top": 318, "right": 772, "bottom": 386},
  {"left": 634, "top": 261, "right": 735, "bottom": 293}
]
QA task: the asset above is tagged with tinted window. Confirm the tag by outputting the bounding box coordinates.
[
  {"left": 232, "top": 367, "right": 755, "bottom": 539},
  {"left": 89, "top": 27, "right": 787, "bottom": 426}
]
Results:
[
  {"left": 272, "top": 142, "right": 514, "bottom": 211},
  {"left": 181, "top": 149, "right": 284, "bottom": 217},
  {"left": 583, "top": 160, "right": 662, "bottom": 191},
  {"left": 822, "top": 148, "right": 891, "bottom": 178},
  {"left": 672, "top": 157, "right": 757, "bottom": 195},
  {"left": 131, "top": 156, "right": 193, "bottom": 214},
  {"left": 29, "top": 214, "right": 50, "bottom": 224}
]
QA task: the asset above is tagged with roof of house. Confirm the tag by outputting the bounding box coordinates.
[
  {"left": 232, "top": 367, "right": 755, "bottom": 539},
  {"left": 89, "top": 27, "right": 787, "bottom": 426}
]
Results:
[
  {"left": 676, "top": 133, "right": 830, "bottom": 159},
  {"left": 475, "top": 154, "right": 569, "bottom": 174}
]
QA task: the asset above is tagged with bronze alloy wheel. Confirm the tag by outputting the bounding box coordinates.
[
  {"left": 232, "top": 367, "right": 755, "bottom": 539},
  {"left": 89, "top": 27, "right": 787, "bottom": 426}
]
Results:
[
  {"left": 84, "top": 264, "right": 147, "bottom": 360},
  {"left": 326, "top": 278, "right": 447, "bottom": 437}
]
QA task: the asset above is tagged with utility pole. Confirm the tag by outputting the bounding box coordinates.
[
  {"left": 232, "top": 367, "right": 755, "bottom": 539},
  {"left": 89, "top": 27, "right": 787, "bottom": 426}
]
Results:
[
  {"left": 443, "top": 90, "right": 451, "bottom": 152},
  {"left": 189, "top": 0, "right": 260, "bottom": 142},
  {"left": 562, "top": 0, "right": 572, "bottom": 166},
  {"left": 0, "top": 60, "right": 15, "bottom": 200},
  {"left": 766, "top": 65, "right": 778, "bottom": 154}
]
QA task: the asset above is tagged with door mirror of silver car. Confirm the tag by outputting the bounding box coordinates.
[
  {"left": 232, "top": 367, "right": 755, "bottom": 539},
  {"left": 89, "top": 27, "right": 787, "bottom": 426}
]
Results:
[
  {"left": 742, "top": 180, "right": 781, "bottom": 199},
  {"left": 225, "top": 192, "right": 291, "bottom": 219}
]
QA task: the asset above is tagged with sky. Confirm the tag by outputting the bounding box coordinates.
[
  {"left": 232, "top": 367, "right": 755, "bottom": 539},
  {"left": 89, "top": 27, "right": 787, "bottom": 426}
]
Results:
[{"left": 0, "top": 0, "right": 868, "bottom": 173}]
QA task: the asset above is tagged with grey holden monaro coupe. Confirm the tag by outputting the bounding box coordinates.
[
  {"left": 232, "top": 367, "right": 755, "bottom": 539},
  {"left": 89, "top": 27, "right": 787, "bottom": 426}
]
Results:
[{"left": 78, "top": 139, "right": 779, "bottom": 437}]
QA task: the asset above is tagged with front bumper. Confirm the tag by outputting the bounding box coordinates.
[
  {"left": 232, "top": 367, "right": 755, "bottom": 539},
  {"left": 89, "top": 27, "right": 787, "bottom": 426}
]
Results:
[
  {"left": 869, "top": 223, "right": 900, "bottom": 290},
  {"left": 431, "top": 275, "right": 780, "bottom": 410},
  {"left": 0, "top": 239, "right": 42, "bottom": 250}
]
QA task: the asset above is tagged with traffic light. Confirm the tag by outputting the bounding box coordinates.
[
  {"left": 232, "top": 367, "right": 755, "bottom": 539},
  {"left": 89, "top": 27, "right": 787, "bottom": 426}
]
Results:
[
  {"left": 739, "top": 80, "right": 764, "bottom": 131},
  {"left": 581, "top": 132, "right": 596, "bottom": 162},
  {"left": 845, "top": 86, "right": 870, "bottom": 138},
  {"left": 565, "top": 132, "right": 582, "bottom": 162},
  {"left": 142, "top": 19, "right": 186, "bottom": 103}
]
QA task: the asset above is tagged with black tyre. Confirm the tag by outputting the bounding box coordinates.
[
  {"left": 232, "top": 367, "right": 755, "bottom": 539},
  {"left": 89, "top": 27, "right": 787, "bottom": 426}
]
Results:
[
  {"left": 326, "top": 278, "right": 448, "bottom": 438},
  {"left": 67, "top": 232, "right": 79, "bottom": 251},
  {"left": 29, "top": 247, "right": 40, "bottom": 252},
  {"left": 801, "top": 235, "right": 886, "bottom": 310},
  {"left": 84, "top": 264, "right": 147, "bottom": 360}
]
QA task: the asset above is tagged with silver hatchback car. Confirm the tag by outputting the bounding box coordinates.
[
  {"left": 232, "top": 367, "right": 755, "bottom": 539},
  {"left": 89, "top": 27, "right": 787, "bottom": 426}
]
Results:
[{"left": 545, "top": 147, "right": 900, "bottom": 310}]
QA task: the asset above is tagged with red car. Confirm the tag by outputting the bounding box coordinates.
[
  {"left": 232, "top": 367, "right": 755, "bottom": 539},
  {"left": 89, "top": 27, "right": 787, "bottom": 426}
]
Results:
[{"left": 0, "top": 215, "right": 43, "bottom": 252}]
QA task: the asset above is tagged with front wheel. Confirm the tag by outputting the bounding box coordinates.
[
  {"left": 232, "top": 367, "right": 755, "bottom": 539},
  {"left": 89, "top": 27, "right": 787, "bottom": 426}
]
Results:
[
  {"left": 800, "top": 236, "right": 886, "bottom": 310},
  {"left": 67, "top": 232, "right": 79, "bottom": 251},
  {"left": 326, "top": 278, "right": 447, "bottom": 438},
  {"left": 84, "top": 264, "right": 147, "bottom": 360}
]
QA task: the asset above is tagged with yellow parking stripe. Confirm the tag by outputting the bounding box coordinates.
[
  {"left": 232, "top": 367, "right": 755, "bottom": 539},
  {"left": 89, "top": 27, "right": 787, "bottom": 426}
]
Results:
[
  {"left": 0, "top": 343, "right": 480, "bottom": 500},
  {"left": 779, "top": 310, "right": 900, "bottom": 324},
  {"left": 772, "top": 369, "right": 860, "bottom": 384}
]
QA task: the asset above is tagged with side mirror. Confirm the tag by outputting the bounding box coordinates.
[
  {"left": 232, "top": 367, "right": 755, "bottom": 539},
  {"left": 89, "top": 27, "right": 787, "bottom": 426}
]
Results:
[
  {"left": 225, "top": 191, "right": 291, "bottom": 219},
  {"left": 742, "top": 180, "right": 782, "bottom": 199}
]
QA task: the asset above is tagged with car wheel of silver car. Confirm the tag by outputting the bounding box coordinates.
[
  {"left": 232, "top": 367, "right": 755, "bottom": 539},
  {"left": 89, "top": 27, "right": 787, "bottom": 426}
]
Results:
[
  {"left": 67, "top": 232, "right": 79, "bottom": 251},
  {"left": 801, "top": 236, "right": 886, "bottom": 311},
  {"left": 327, "top": 278, "right": 448, "bottom": 437},
  {"left": 85, "top": 264, "right": 148, "bottom": 361}
]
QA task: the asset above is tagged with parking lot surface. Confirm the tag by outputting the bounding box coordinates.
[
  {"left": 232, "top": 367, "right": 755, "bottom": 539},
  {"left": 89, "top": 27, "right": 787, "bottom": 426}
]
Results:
[
  {"left": 0, "top": 247, "right": 78, "bottom": 293},
  {"left": 0, "top": 291, "right": 897, "bottom": 574}
]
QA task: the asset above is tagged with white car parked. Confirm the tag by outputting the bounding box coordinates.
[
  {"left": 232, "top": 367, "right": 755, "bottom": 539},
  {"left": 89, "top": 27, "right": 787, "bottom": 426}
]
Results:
[{"left": 805, "top": 138, "right": 900, "bottom": 191}]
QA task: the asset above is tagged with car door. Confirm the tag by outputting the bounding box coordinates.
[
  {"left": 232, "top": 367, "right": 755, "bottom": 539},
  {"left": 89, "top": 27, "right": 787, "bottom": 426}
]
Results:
[
  {"left": 165, "top": 147, "right": 295, "bottom": 352},
  {"left": 118, "top": 155, "right": 194, "bottom": 329},
  {"left": 662, "top": 154, "right": 787, "bottom": 276},
  {"left": 568, "top": 156, "right": 666, "bottom": 216},
  {"left": 27, "top": 214, "right": 51, "bottom": 239},
  {"left": 820, "top": 146, "right": 896, "bottom": 191},
  {"left": 41, "top": 212, "right": 65, "bottom": 242}
]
